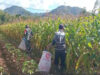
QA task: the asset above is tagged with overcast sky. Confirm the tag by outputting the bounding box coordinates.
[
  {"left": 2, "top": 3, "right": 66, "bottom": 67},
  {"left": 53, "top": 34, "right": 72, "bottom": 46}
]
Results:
[{"left": 0, "top": 0, "right": 97, "bottom": 13}]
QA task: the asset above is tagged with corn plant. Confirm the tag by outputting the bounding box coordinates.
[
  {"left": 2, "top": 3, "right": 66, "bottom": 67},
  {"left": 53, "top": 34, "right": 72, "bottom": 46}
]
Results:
[
  {"left": 22, "top": 60, "right": 37, "bottom": 75},
  {"left": 0, "top": 15, "right": 100, "bottom": 74}
]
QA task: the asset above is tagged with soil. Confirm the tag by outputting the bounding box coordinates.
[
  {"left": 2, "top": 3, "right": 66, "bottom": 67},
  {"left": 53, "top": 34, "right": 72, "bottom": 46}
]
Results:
[
  {"left": 0, "top": 33, "right": 68, "bottom": 75},
  {"left": 0, "top": 41, "right": 23, "bottom": 75}
]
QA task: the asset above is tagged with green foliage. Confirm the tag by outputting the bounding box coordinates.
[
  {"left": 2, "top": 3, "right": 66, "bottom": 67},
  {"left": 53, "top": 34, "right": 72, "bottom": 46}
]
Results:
[
  {"left": 22, "top": 60, "right": 37, "bottom": 75},
  {"left": 0, "top": 10, "right": 12, "bottom": 24},
  {"left": 0, "top": 66, "right": 4, "bottom": 73},
  {"left": 5, "top": 43, "right": 37, "bottom": 74},
  {"left": 1, "top": 14, "right": 100, "bottom": 74},
  {"left": 0, "top": 66, "right": 8, "bottom": 75}
]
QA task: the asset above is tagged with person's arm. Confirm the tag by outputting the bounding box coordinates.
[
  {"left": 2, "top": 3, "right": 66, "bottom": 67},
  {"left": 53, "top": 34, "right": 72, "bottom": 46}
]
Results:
[
  {"left": 47, "top": 33, "right": 56, "bottom": 50},
  {"left": 31, "top": 31, "right": 33, "bottom": 36},
  {"left": 52, "top": 33, "right": 57, "bottom": 46},
  {"left": 24, "top": 29, "right": 27, "bottom": 35},
  {"left": 24, "top": 29, "right": 27, "bottom": 39},
  {"left": 52, "top": 38, "right": 56, "bottom": 46}
]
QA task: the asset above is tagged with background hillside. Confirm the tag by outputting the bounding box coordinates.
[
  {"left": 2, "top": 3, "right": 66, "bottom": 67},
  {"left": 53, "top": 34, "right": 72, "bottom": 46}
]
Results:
[
  {"left": 4, "top": 5, "right": 87, "bottom": 16},
  {"left": 49, "top": 6, "right": 86, "bottom": 15}
]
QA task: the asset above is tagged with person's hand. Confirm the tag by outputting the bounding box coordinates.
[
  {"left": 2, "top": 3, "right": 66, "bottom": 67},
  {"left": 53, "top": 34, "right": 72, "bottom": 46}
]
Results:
[
  {"left": 46, "top": 45, "right": 49, "bottom": 50},
  {"left": 46, "top": 43, "right": 52, "bottom": 50}
]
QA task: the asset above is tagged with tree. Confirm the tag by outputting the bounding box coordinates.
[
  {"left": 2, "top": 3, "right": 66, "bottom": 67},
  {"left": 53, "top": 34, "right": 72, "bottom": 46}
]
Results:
[{"left": 93, "top": 0, "right": 100, "bottom": 13}]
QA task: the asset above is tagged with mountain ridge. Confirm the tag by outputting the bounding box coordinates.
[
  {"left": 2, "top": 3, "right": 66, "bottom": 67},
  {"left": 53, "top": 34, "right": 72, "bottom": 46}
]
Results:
[{"left": 4, "top": 5, "right": 86, "bottom": 16}]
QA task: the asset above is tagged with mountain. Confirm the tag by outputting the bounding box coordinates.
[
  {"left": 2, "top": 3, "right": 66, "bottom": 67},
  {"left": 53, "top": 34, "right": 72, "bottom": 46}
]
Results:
[
  {"left": 4, "top": 6, "right": 33, "bottom": 16},
  {"left": 3, "top": 5, "right": 87, "bottom": 17},
  {"left": 49, "top": 6, "right": 86, "bottom": 16}
]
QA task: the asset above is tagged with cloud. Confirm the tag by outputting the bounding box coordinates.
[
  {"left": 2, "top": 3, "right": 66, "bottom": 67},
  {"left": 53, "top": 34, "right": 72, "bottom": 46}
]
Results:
[
  {"left": 29, "top": 0, "right": 57, "bottom": 10},
  {"left": 0, "top": 4, "right": 6, "bottom": 10},
  {"left": 54, "top": 0, "right": 96, "bottom": 11},
  {"left": 0, "top": 0, "right": 96, "bottom": 12}
]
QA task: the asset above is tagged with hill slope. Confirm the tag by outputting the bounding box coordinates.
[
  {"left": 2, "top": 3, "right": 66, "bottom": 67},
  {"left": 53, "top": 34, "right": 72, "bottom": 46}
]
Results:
[
  {"left": 4, "top": 6, "right": 33, "bottom": 16},
  {"left": 49, "top": 6, "right": 85, "bottom": 15},
  {"left": 4, "top": 5, "right": 86, "bottom": 17}
]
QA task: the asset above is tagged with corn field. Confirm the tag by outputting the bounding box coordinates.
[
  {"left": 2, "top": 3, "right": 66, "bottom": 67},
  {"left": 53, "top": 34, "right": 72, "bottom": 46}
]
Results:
[{"left": 0, "top": 14, "right": 100, "bottom": 74}]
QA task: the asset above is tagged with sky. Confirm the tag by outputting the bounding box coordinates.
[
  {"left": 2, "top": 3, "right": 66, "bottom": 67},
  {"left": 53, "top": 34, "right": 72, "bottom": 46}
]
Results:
[{"left": 0, "top": 0, "right": 97, "bottom": 13}]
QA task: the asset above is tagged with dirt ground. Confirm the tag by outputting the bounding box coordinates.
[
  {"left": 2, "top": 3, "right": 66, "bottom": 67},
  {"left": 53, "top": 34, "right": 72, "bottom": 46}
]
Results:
[
  {"left": 0, "top": 41, "right": 24, "bottom": 75},
  {"left": 0, "top": 33, "right": 68, "bottom": 75}
]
